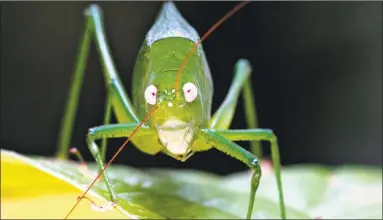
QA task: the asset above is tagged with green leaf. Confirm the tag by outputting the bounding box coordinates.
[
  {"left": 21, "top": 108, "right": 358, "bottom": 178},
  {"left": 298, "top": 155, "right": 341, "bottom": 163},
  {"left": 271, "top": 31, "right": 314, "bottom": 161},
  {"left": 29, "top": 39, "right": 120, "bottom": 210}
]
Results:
[
  {"left": 1, "top": 149, "right": 381, "bottom": 219},
  {"left": 222, "top": 164, "right": 382, "bottom": 219}
]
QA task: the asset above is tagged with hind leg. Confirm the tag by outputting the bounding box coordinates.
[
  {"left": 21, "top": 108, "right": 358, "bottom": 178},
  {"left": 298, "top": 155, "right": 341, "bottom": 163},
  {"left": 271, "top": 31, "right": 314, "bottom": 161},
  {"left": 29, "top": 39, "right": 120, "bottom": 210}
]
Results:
[{"left": 209, "top": 59, "right": 262, "bottom": 157}]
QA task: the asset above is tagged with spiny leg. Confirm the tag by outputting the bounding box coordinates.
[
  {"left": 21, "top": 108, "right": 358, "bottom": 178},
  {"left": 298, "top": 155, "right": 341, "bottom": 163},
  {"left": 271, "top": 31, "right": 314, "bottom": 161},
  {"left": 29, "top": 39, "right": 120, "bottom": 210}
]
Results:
[
  {"left": 56, "top": 4, "right": 140, "bottom": 160},
  {"left": 200, "top": 129, "right": 261, "bottom": 219},
  {"left": 209, "top": 59, "right": 262, "bottom": 157},
  {"left": 85, "top": 123, "right": 153, "bottom": 204},
  {"left": 213, "top": 128, "right": 286, "bottom": 219}
]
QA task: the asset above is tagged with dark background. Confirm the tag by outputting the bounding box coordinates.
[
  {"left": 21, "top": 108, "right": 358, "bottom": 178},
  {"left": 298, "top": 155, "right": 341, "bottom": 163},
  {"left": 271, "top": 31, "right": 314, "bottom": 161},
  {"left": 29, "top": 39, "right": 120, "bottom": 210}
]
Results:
[{"left": 1, "top": 2, "right": 382, "bottom": 175}]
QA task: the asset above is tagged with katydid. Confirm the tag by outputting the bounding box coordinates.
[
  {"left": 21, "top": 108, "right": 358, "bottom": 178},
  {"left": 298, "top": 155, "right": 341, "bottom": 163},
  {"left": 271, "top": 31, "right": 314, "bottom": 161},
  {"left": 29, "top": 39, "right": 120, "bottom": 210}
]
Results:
[{"left": 57, "top": 1, "right": 286, "bottom": 219}]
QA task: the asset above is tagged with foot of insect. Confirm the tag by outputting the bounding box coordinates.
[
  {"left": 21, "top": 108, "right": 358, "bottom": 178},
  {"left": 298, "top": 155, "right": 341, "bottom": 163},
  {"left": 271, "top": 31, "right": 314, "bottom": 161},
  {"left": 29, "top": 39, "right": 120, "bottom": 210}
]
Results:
[
  {"left": 69, "top": 147, "right": 119, "bottom": 212},
  {"left": 78, "top": 195, "right": 117, "bottom": 212},
  {"left": 69, "top": 147, "right": 102, "bottom": 181}
]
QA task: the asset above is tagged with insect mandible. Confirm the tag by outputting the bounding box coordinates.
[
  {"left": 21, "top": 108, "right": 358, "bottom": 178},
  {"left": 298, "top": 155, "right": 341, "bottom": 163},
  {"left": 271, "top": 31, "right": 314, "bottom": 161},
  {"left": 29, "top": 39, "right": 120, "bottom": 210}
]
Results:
[{"left": 57, "top": 1, "right": 286, "bottom": 219}]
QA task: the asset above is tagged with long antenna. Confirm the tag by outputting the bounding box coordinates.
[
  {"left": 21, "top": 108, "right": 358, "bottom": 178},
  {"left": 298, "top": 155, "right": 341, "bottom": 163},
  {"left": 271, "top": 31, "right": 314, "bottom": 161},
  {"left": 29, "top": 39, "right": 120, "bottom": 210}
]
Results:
[
  {"left": 174, "top": 1, "right": 250, "bottom": 92},
  {"left": 64, "top": 106, "right": 159, "bottom": 219}
]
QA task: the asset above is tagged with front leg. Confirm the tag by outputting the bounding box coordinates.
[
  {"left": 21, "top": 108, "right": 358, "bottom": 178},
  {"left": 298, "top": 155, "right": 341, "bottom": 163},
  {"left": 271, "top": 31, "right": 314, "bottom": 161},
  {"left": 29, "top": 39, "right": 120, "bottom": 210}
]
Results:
[
  {"left": 200, "top": 129, "right": 262, "bottom": 220},
  {"left": 86, "top": 123, "right": 154, "bottom": 202},
  {"left": 212, "top": 128, "right": 286, "bottom": 219}
]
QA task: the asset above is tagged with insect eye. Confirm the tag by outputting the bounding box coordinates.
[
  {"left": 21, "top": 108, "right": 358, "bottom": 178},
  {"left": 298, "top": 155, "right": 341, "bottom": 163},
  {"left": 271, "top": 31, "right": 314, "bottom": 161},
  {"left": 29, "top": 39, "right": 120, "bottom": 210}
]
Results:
[
  {"left": 144, "top": 85, "right": 157, "bottom": 105},
  {"left": 182, "top": 82, "right": 198, "bottom": 102}
]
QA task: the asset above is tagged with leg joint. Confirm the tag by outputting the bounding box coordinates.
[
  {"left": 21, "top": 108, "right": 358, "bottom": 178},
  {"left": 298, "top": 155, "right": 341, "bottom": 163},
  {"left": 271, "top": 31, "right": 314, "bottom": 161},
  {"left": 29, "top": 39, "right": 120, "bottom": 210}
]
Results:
[
  {"left": 85, "top": 4, "right": 102, "bottom": 18},
  {"left": 235, "top": 59, "right": 252, "bottom": 76},
  {"left": 248, "top": 157, "right": 260, "bottom": 170},
  {"left": 268, "top": 130, "right": 277, "bottom": 142},
  {"left": 261, "top": 129, "right": 277, "bottom": 142},
  {"left": 88, "top": 127, "right": 96, "bottom": 138}
]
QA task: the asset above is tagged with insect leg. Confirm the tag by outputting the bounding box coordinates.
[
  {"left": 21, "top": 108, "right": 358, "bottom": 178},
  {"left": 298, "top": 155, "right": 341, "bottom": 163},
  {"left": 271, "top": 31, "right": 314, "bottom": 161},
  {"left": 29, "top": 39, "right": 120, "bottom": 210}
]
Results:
[
  {"left": 200, "top": 129, "right": 261, "bottom": 220},
  {"left": 56, "top": 4, "right": 140, "bottom": 160},
  {"left": 68, "top": 147, "right": 95, "bottom": 178},
  {"left": 56, "top": 14, "right": 93, "bottom": 159},
  {"left": 100, "top": 90, "right": 112, "bottom": 162},
  {"left": 209, "top": 59, "right": 262, "bottom": 157},
  {"left": 88, "top": 4, "right": 140, "bottom": 124},
  {"left": 86, "top": 123, "right": 153, "bottom": 202},
  {"left": 213, "top": 128, "right": 286, "bottom": 220}
]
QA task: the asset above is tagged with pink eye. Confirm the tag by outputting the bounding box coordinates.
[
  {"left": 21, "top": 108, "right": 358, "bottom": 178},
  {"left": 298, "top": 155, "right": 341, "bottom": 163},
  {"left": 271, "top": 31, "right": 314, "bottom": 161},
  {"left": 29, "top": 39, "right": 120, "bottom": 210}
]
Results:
[
  {"left": 145, "top": 85, "right": 157, "bottom": 105},
  {"left": 183, "top": 82, "right": 198, "bottom": 102}
]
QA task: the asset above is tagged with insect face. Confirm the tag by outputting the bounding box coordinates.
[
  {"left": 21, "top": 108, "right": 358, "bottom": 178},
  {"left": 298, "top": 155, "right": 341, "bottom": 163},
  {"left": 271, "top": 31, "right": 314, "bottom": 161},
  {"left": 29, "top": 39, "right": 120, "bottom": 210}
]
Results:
[{"left": 142, "top": 72, "right": 204, "bottom": 155}]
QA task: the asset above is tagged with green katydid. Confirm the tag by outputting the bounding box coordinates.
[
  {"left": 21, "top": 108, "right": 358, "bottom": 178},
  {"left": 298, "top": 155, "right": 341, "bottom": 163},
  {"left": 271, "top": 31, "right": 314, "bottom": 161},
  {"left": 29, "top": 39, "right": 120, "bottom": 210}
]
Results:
[{"left": 57, "top": 1, "right": 286, "bottom": 219}]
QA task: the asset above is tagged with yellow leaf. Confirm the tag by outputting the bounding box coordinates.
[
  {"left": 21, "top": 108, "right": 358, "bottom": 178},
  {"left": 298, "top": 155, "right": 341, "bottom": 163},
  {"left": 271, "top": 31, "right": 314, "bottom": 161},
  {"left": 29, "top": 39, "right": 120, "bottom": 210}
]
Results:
[{"left": 1, "top": 150, "right": 127, "bottom": 219}]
